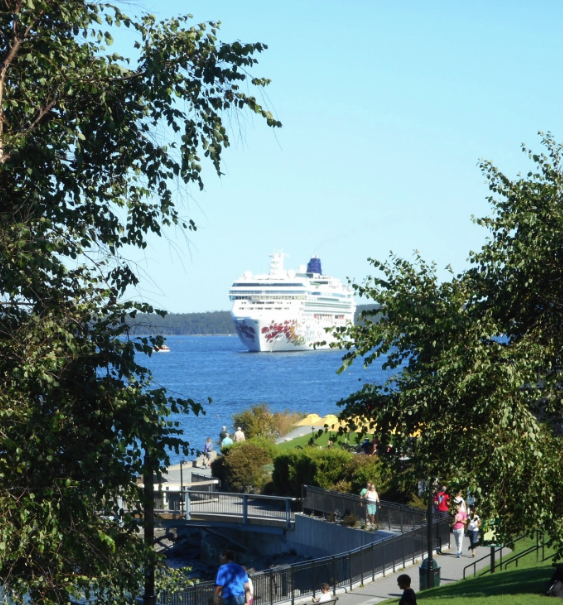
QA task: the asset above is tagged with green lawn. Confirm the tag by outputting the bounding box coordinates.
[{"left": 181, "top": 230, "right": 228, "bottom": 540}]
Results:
[{"left": 383, "top": 536, "right": 558, "bottom": 604}]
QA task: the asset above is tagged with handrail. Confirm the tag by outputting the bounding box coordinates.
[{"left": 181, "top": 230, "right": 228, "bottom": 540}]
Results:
[
  {"left": 502, "top": 532, "right": 554, "bottom": 570},
  {"left": 180, "top": 490, "right": 298, "bottom": 529},
  {"left": 463, "top": 533, "right": 535, "bottom": 579},
  {"left": 302, "top": 485, "right": 433, "bottom": 533},
  {"left": 463, "top": 543, "right": 507, "bottom": 579},
  {"left": 157, "top": 498, "right": 451, "bottom": 605}
]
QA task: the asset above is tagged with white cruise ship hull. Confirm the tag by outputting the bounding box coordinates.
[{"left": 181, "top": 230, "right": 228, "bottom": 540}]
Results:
[{"left": 232, "top": 314, "right": 346, "bottom": 352}]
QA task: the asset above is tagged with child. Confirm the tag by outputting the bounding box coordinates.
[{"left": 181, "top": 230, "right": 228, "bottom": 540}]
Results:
[
  {"left": 467, "top": 504, "right": 481, "bottom": 557},
  {"left": 397, "top": 574, "right": 417, "bottom": 605},
  {"left": 312, "top": 582, "right": 332, "bottom": 603}
]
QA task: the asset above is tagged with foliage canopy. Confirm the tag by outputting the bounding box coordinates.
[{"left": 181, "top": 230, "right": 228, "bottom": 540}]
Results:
[
  {"left": 334, "top": 133, "right": 563, "bottom": 556},
  {"left": 0, "top": 1, "right": 279, "bottom": 603}
]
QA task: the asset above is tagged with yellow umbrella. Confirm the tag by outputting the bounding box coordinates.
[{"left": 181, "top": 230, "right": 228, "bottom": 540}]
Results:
[
  {"left": 321, "top": 414, "right": 339, "bottom": 427},
  {"left": 293, "top": 413, "right": 324, "bottom": 427}
]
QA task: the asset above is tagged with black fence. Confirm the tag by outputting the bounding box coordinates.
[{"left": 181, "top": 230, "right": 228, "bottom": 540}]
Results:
[
  {"left": 157, "top": 488, "right": 450, "bottom": 605},
  {"left": 302, "top": 485, "right": 435, "bottom": 532}
]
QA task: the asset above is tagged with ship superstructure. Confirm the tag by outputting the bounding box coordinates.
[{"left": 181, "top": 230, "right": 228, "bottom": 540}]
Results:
[{"left": 229, "top": 252, "right": 356, "bottom": 352}]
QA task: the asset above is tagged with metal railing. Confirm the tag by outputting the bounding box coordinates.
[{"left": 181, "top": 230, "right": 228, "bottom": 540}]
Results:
[
  {"left": 462, "top": 533, "right": 553, "bottom": 578},
  {"left": 502, "top": 532, "right": 554, "bottom": 570},
  {"left": 185, "top": 491, "right": 297, "bottom": 528},
  {"left": 158, "top": 519, "right": 450, "bottom": 605},
  {"left": 302, "top": 485, "right": 435, "bottom": 532},
  {"left": 157, "top": 488, "right": 450, "bottom": 605}
]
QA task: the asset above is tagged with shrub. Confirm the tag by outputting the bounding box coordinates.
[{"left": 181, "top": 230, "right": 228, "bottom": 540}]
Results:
[
  {"left": 232, "top": 403, "right": 304, "bottom": 440},
  {"left": 211, "top": 441, "right": 273, "bottom": 492},
  {"left": 271, "top": 448, "right": 389, "bottom": 497},
  {"left": 343, "top": 514, "right": 358, "bottom": 527},
  {"left": 271, "top": 409, "right": 305, "bottom": 436},
  {"left": 232, "top": 403, "right": 277, "bottom": 440}
]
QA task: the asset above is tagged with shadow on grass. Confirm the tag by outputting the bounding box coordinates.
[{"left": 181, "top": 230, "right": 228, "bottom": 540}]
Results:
[{"left": 424, "top": 567, "right": 551, "bottom": 599}]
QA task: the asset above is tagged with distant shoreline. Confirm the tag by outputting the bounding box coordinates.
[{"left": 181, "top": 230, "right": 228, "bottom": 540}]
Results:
[{"left": 127, "top": 305, "right": 380, "bottom": 336}]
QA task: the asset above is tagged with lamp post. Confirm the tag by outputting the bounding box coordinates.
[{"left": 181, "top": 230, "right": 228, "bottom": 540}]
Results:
[
  {"left": 426, "top": 483, "right": 435, "bottom": 589},
  {"left": 143, "top": 451, "right": 156, "bottom": 605},
  {"left": 180, "top": 459, "right": 185, "bottom": 513}
]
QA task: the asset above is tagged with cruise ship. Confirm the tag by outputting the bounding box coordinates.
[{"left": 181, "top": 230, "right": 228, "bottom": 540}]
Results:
[{"left": 229, "top": 252, "right": 356, "bottom": 352}]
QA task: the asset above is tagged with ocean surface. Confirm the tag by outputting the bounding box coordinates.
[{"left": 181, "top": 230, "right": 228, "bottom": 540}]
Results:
[{"left": 141, "top": 335, "right": 392, "bottom": 464}]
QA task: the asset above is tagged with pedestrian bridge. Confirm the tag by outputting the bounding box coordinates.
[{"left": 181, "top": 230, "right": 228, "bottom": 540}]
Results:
[
  {"left": 154, "top": 484, "right": 433, "bottom": 539},
  {"left": 158, "top": 489, "right": 297, "bottom": 535}
]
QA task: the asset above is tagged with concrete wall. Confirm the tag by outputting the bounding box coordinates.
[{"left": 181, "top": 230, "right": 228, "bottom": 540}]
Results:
[
  {"left": 287, "top": 514, "right": 394, "bottom": 558},
  {"left": 199, "top": 514, "right": 394, "bottom": 561}
]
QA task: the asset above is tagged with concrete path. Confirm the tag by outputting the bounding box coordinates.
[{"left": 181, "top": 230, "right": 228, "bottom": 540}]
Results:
[
  {"left": 276, "top": 425, "right": 319, "bottom": 443},
  {"left": 331, "top": 544, "right": 496, "bottom": 605}
]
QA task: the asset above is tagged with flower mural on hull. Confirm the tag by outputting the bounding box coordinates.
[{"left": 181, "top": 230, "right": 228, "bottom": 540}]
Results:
[{"left": 262, "top": 320, "right": 306, "bottom": 346}]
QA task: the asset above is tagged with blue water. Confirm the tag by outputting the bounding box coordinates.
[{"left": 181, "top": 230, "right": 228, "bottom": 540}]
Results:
[{"left": 142, "top": 335, "right": 391, "bottom": 464}]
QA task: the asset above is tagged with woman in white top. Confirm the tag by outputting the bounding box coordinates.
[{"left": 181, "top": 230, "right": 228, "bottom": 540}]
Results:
[
  {"left": 366, "top": 484, "right": 380, "bottom": 527},
  {"left": 454, "top": 491, "right": 467, "bottom": 513}
]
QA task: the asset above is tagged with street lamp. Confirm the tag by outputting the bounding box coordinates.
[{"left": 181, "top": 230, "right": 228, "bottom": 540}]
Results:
[
  {"left": 426, "top": 483, "right": 435, "bottom": 589},
  {"left": 180, "top": 459, "right": 185, "bottom": 513}
]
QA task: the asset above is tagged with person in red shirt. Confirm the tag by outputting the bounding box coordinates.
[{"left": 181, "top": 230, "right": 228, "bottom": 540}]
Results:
[{"left": 434, "top": 485, "right": 450, "bottom": 513}]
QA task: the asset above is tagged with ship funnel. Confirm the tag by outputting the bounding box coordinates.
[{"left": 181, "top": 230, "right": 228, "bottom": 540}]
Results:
[{"left": 307, "top": 256, "right": 322, "bottom": 275}]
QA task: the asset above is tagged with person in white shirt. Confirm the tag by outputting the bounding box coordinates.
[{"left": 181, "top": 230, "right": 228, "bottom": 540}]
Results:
[
  {"left": 312, "top": 583, "right": 332, "bottom": 603},
  {"left": 233, "top": 427, "right": 246, "bottom": 443},
  {"left": 467, "top": 504, "right": 481, "bottom": 557}
]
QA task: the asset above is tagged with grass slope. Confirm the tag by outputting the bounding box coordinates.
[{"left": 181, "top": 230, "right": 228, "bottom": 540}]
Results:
[{"left": 384, "top": 536, "right": 557, "bottom": 604}]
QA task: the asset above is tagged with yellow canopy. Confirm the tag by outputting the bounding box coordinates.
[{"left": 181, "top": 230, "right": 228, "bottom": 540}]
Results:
[{"left": 293, "top": 413, "right": 324, "bottom": 427}]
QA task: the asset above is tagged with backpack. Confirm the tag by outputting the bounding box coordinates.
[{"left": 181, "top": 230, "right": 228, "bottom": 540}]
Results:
[{"left": 547, "top": 580, "right": 563, "bottom": 598}]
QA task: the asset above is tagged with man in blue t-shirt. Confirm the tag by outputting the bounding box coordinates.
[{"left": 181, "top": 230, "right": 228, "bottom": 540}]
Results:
[{"left": 215, "top": 550, "right": 251, "bottom": 605}]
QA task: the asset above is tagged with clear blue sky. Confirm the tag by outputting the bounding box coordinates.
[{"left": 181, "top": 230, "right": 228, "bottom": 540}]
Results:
[{"left": 122, "top": 0, "right": 563, "bottom": 313}]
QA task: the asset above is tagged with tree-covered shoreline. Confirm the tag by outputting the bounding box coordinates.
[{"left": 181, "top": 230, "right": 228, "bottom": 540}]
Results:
[
  {"left": 126, "top": 304, "right": 380, "bottom": 336},
  {"left": 127, "top": 311, "right": 236, "bottom": 335}
]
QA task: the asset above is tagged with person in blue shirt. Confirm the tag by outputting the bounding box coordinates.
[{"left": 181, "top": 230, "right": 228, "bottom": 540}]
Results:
[
  {"left": 215, "top": 550, "right": 251, "bottom": 605},
  {"left": 222, "top": 433, "right": 234, "bottom": 447}
]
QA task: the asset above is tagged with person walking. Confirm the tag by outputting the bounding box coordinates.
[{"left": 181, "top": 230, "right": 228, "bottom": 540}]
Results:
[
  {"left": 454, "top": 491, "right": 467, "bottom": 513},
  {"left": 234, "top": 427, "right": 246, "bottom": 443},
  {"left": 203, "top": 437, "right": 214, "bottom": 469},
  {"left": 242, "top": 567, "right": 253, "bottom": 605},
  {"left": 467, "top": 504, "right": 481, "bottom": 557},
  {"left": 452, "top": 502, "right": 467, "bottom": 558},
  {"left": 366, "top": 483, "right": 380, "bottom": 527},
  {"left": 215, "top": 550, "right": 251, "bottom": 605},
  {"left": 222, "top": 433, "right": 233, "bottom": 448},
  {"left": 359, "top": 481, "right": 371, "bottom": 525},
  {"left": 219, "top": 425, "right": 228, "bottom": 442},
  {"left": 434, "top": 485, "right": 450, "bottom": 513}
]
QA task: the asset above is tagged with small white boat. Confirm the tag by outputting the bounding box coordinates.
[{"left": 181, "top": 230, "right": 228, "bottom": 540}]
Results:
[{"left": 154, "top": 344, "right": 171, "bottom": 353}]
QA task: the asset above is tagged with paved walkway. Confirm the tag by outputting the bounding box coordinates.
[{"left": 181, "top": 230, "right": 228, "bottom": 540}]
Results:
[{"left": 332, "top": 544, "right": 495, "bottom": 604}]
